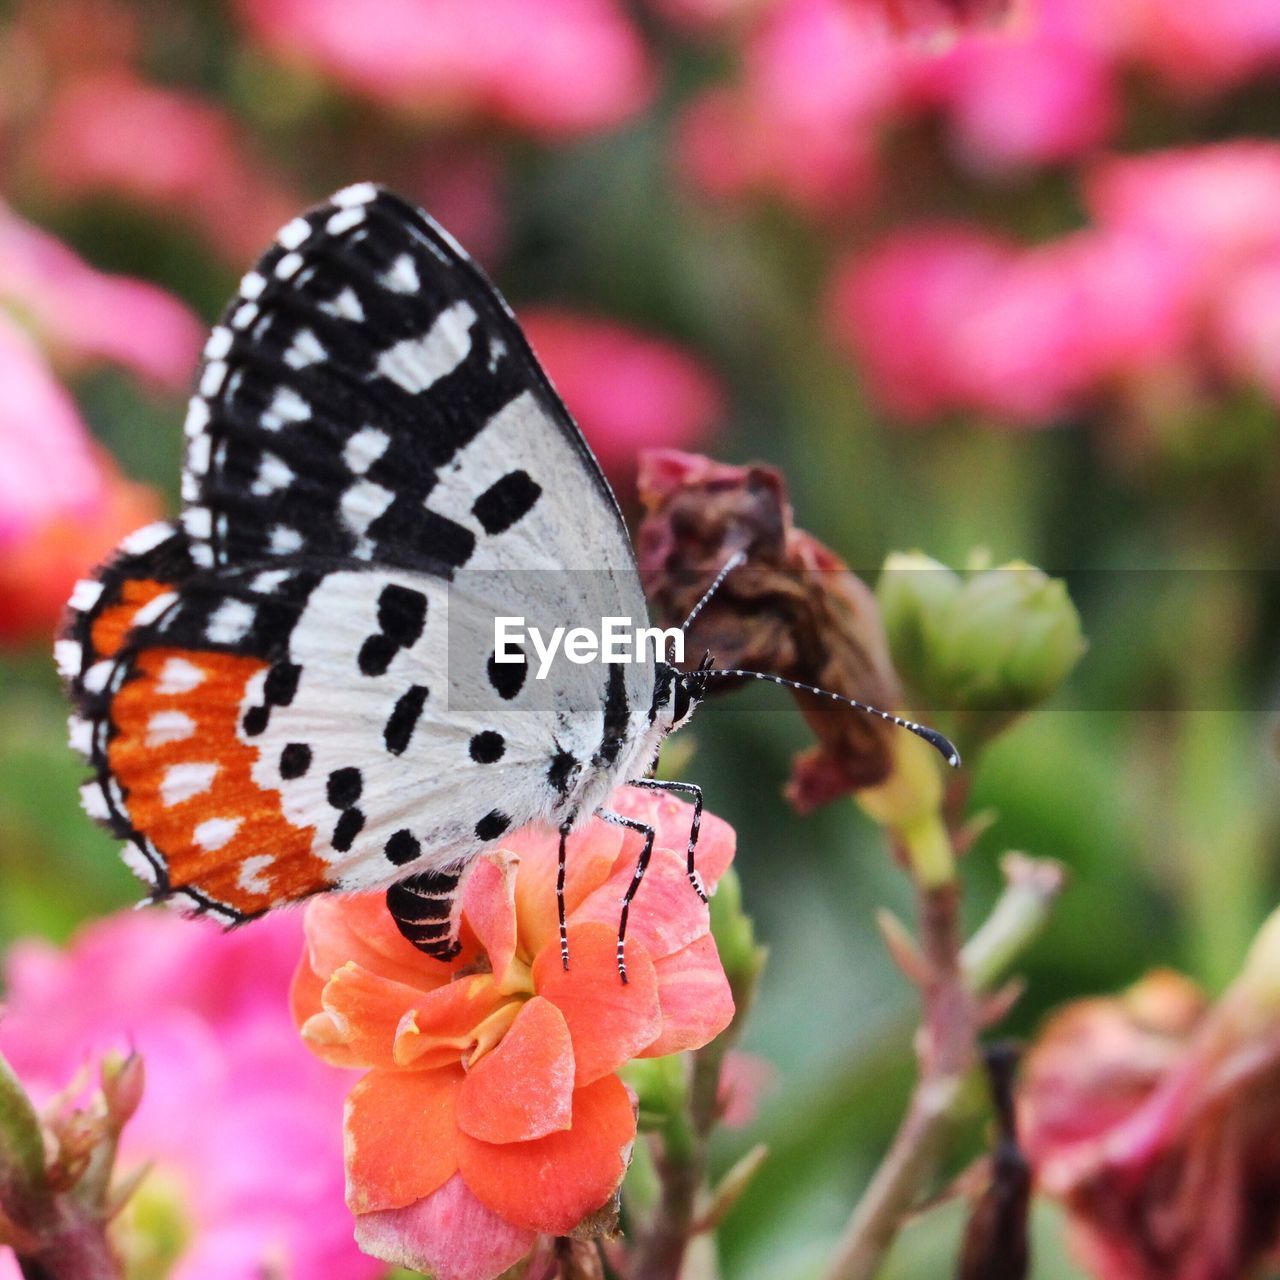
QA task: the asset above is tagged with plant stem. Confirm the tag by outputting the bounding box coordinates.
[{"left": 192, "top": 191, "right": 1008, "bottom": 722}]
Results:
[
  {"left": 630, "top": 960, "right": 759, "bottom": 1280},
  {"left": 823, "top": 854, "right": 1065, "bottom": 1280}
]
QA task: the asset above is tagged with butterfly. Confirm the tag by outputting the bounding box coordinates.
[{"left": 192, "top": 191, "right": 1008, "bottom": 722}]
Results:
[{"left": 59, "top": 184, "right": 958, "bottom": 980}]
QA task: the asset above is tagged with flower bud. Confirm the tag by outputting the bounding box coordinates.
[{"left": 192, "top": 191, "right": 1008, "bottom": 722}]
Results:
[
  {"left": 878, "top": 554, "right": 1085, "bottom": 744},
  {"left": 101, "top": 1051, "right": 145, "bottom": 1131},
  {"left": 708, "top": 868, "right": 764, "bottom": 995}
]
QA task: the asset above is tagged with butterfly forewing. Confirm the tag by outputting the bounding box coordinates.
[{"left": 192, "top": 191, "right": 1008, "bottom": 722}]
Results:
[{"left": 63, "top": 184, "right": 657, "bottom": 932}]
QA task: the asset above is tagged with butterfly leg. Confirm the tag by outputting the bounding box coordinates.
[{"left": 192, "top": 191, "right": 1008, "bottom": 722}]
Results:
[
  {"left": 627, "top": 778, "right": 707, "bottom": 903},
  {"left": 558, "top": 818, "right": 573, "bottom": 972},
  {"left": 594, "top": 809, "right": 656, "bottom": 984},
  {"left": 386, "top": 866, "right": 464, "bottom": 961}
]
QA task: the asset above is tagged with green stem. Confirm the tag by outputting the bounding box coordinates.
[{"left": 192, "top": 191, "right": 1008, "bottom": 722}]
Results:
[
  {"left": 630, "top": 964, "right": 760, "bottom": 1280},
  {"left": 823, "top": 853, "right": 1065, "bottom": 1280}
]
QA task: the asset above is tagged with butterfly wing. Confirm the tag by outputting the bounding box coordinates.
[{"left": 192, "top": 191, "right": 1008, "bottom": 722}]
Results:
[{"left": 62, "top": 186, "right": 656, "bottom": 931}]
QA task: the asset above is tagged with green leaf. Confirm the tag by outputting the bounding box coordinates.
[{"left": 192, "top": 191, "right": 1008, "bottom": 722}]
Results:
[{"left": 0, "top": 1049, "right": 47, "bottom": 1194}]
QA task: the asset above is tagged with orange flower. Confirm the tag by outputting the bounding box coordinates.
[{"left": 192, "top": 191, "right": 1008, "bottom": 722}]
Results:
[{"left": 292, "top": 788, "right": 736, "bottom": 1280}]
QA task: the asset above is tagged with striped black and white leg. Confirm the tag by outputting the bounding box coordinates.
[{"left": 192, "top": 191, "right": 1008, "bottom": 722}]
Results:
[
  {"left": 594, "top": 808, "right": 656, "bottom": 984},
  {"left": 386, "top": 866, "right": 463, "bottom": 961},
  {"left": 558, "top": 818, "right": 573, "bottom": 971},
  {"left": 628, "top": 778, "right": 707, "bottom": 902}
]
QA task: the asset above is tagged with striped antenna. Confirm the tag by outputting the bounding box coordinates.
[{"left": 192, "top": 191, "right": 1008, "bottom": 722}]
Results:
[
  {"left": 702, "top": 668, "right": 961, "bottom": 768},
  {"left": 681, "top": 550, "right": 748, "bottom": 632}
]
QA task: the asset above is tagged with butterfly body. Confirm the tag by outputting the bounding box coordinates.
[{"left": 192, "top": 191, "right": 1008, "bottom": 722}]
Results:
[{"left": 60, "top": 184, "right": 703, "bottom": 962}]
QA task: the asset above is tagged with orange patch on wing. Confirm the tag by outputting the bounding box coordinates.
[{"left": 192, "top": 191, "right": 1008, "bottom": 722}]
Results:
[
  {"left": 90, "top": 579, "right": 172, "bottom": 660},
  {"left": 108, "top": 647, "right": 328, "bottom": 915}
]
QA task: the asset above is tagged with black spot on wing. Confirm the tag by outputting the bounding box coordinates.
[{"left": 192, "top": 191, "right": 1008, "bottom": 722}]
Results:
[
  {"left": 378, "top": 585, "right": 427, "bottom": 645},
  {"left": 472, "top": 470, "right": 542, "bottom": 536},
  {"left": 327, "top": 767, "right": 363, "bottom": 808},
  {"left": 384, "top": 685, "right": 428, "bottom": 755},
  {"left": 385, "top": 829, "right": 421, "bottom": 866},
  {"left": 469, "top": 731, "right": 505, "bottom": 763},
  {"left": 487, "top": 648, "right": 527, "bottom": 700},
  {"left": 332, "top": 807, "right": 365, "bottom": 852},
  {"left": 279, "top": 742, "right": 312, "bottom": 778},
  {"left": 360, "top": 583, "right": 427, "bottom": 676},
  {"left": 475, "top": 810, "right": 510, "bottom": 841},
  {"left": 592, "top": 662, "right": 630, "bottom": 768}
]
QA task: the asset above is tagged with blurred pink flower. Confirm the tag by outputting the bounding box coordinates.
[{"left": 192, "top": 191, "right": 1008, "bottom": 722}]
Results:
[
  {"left": 828, "top": 225, "right": 1016, "bottom": 421},
  {"left": 1123, "top": 0, "right": 1280, "bottom": 95},
  {"left": 1021, "top": 910, "right": 1280, "bottom": 1280},
  {"left": 0, "top": 910, "right": 380, "bottom": 1280},
  {"left": 31, "top": 72, "right": 301, "bottom": 264},
  {"left": 1085, "top": 143, "right": 1280, "bottom": 285},
  {"left": 910, "top": 0, "right": 1119, "bottom": 173},
  {"left": 0, "top": 315, "right": 160, "bottom": 644},
  {"left": 0, "top": 199, "right": 202, "bottom": 389},
  {"left": 829, "top": 208, "right": 1200, "bottom": 426},
  {"left": 676, "top": 0, "right": 899, "bottom": 212},
  {"left": 860, "top": 0, "right": 1011, "bottom": 36},
  {"left": 676, "top": 0, "right": 1122, "bottom": 212},
  {"left": 1212, "top": 255, "right": 1280, "bottom": 403},
  {"left": 236, "top": 0, "right": 655, "bottom": 137},
  {"left": 521, "top": 309, "right": 724, "bottom": 477}
]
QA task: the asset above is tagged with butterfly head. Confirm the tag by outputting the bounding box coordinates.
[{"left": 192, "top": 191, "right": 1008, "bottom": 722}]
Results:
[{"left": 654, "top": 651, "right": 713, "bottom": 735}]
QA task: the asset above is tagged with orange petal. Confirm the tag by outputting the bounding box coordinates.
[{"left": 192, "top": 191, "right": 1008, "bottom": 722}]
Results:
[
  {"left": 640, "top": 935, "right": 735, "bottom": 1058},
  {"left": 510, "top": 818, "right": 624, "bottom": 958},
  {"left": 355, "top": 1173, "right": 535, "bottom": 1280},
  {"left": 604, "top": 788, "right": 735, "bottom": 893},
  {"left": 461, "top": 852, "right": 522, "bottom": 991},
  {"left": 573, "top": 845, "right": 710, "bottom": 961},
  {"left": 345, "top": 1067, "right": 462, "bottom": 1213},
  {"left": 457, "top": 1073, "right": 636, "bottom": 1234},
  {"left": 305, "top": 894, "right": 456, "bottom": 992},
  {"left": 292, "top": 954, "right": 365, "bottom": 1068},
  {"left": 392, "top": 974, "right": 505, "bottom": 1069},
  {"left": 533, "top": 923, "right": 661, "bottom": 1086},
  {"left": 457, "top": 997, "right": 575, "bottom": 1143}
]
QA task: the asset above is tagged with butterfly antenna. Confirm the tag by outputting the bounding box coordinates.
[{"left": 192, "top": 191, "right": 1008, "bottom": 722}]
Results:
[
  {"left": 681, "top": 550, "right": 748, "bottom": 633},
  {"left": 702, "top": 668, "right": 962, "bottom": 768}
]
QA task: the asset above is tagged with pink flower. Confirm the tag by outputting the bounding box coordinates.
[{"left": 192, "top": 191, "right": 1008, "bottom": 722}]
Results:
[
  {"left": 0, "top": 315, "right": 160, "bottom": 643},
  {"left": 1021, "top": 909, "right": 1280, "bottom": 1280},
  {"left": 828, "top": 220, "right": 1192, "bottom": 426},
  {"left": 0, "top": 199, "right": 202, "bottom": 389},
  {"left": 520, "top": 309, "right": 723, "bottom": 478},
  {"left": 292, "top": 789, "right": 736, "bottom": 1280},
  {"left": 31, "top": 72, "right": 302, "bottom": 264},
  {"left": 1085, "top": 143, "right": 1280, "bottom": 285},
  {"left": 912, "top": 0, "right": 1119, "bottom": 174},
  {"left": 0, "top": 910, "right": 380, "bottom": 1280},
  {"left": 676, "top": 0, "right": 899, "bottom": 212},
  {"left": 828, "top": 225, "right": 1016, "bottom": 421},
  {"left": 1122, "top": 0, "right": 1280, "bottom": 95},
  {"left": 875, "top": 0, "right": 1010, "bottom": 34},
  {"left": 236, "top": 0, "right": 655, "bottom": 137}
]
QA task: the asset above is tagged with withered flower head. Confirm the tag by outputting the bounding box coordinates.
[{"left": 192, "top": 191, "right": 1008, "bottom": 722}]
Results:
[
  {"left": 636, "top": 449, "right": 902, "bottom": 810},
  {"left": 1021, "top": 926, "right": 1280, "bottom": 1280}
]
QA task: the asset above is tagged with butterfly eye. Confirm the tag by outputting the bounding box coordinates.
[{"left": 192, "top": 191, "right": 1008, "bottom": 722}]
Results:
[{"left": 671, "top": 675, "right": 693, "bottom": 726}]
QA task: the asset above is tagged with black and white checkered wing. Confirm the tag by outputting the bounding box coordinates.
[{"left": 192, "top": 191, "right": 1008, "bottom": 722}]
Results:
[{"left": 181, "top": 182, "right": 639, "bottom": 591}]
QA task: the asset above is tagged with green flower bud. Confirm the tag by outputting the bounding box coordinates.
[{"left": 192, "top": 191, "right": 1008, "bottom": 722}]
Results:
[
  {"left": 709, "top": 868, "right": 764, "bottom": 995},
  {"left": 877, "top": 551, "right": 961, "bottom": 686},
  {"left": 622, "top": 1055, "right": 688, "bottom": 1131},
  {"left": 878, "top": 554, "right": 1085, "bottom": 746}
]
